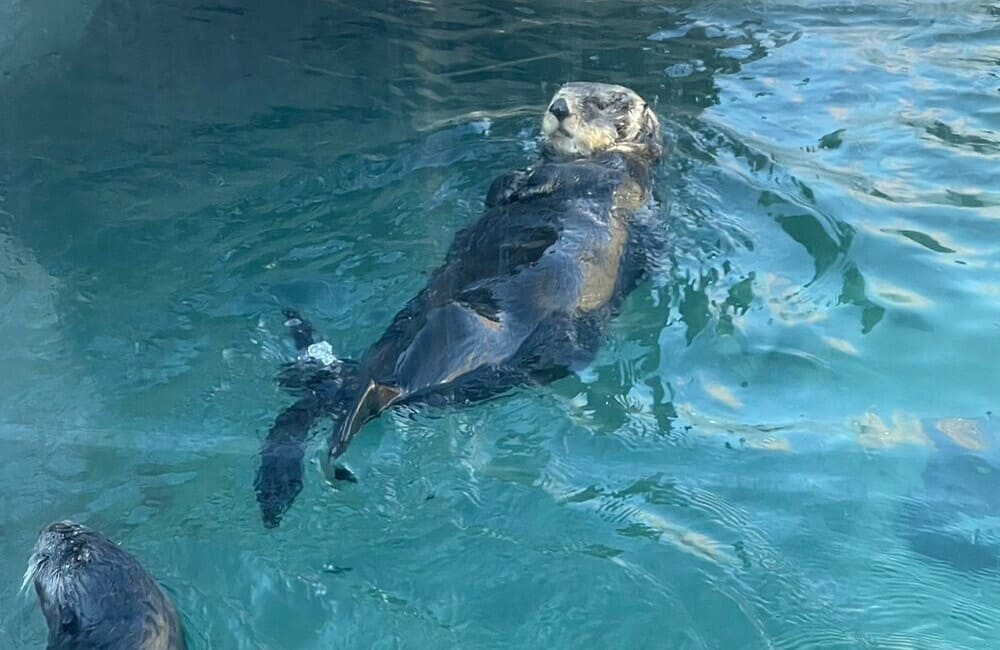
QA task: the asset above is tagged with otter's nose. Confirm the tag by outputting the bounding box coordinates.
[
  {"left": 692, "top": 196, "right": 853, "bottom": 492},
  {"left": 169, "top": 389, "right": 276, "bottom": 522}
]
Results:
[{"left": 548, "top": 98, "right": 570, "bottom": 121}]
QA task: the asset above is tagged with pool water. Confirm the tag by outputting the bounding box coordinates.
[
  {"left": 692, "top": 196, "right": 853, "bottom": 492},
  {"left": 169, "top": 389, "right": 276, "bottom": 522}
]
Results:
[{"left": 2, "top": 1, "right": 999, "bottom": 647}]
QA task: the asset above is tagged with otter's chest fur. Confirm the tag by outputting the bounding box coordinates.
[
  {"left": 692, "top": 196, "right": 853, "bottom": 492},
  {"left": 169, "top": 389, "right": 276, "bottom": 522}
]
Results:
[{"left": 482, "top": 160, "right": 639, "bottom": 313}]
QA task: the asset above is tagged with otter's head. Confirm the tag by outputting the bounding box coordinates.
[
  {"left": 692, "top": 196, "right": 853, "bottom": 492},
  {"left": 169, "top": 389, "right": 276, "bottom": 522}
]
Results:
[
  {"left": 541, "top": 82, "right": 662, "bottom": 162},
  {"left": 23, "top": 521, "right": 186, "bottom": 649}
]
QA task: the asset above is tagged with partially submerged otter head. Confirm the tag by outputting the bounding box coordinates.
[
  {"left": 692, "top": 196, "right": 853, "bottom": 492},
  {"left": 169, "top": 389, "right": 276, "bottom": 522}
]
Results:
[
  {"left": 541, "top": 82, "right": 662, "bottom": 162},
  {"left": 23, "top": 521, "right": 186, "bottom": 650}
]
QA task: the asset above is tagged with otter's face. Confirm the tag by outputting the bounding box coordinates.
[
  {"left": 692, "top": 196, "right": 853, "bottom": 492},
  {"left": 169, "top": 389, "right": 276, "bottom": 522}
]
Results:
[
  {"left": 541, "top": 82, "right": 661, "bottom": 160},
  {"left": 23, "top": 521, "right": 186, "bottom": 649}
]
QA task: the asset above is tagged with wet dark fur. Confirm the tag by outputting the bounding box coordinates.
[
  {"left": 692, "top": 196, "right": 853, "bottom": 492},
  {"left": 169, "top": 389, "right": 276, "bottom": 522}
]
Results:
[
  {"left": 25, "top": 521, "right": 186, "bottom": 650},
  {"left": 256, "top": 83, "right": 663, "bottom": 527}
]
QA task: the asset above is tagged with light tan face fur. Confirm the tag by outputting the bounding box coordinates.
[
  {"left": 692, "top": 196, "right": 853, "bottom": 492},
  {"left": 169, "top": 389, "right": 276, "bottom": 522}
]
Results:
[{"left": 541, "top": 82, "right": 661, "bottom": 160}]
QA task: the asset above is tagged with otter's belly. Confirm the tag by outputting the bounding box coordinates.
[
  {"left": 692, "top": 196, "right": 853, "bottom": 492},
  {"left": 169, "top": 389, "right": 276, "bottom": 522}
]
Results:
[{"left": 576, "top": 213, "right": 628, "bottom": 311}]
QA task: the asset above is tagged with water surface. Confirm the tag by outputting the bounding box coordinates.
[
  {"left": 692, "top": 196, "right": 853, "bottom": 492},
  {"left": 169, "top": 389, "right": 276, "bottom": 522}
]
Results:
[{"left": 1, "top": 1, "right": 999, "bottom": 647}]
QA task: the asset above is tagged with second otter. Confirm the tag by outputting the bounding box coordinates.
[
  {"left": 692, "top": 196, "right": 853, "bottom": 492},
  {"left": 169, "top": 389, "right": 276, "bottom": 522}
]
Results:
[
  {"left": 24, "top": 521, "right": 187, "bottom": 649},
  {"left": 256, "top": 82, "right": 664, "bottom": 526}
]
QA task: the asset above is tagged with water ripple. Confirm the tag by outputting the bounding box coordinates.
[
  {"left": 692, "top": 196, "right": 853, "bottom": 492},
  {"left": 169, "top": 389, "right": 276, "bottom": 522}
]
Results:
[{"left": 2, "top": 0, "right": 1000, "bottom": 647}]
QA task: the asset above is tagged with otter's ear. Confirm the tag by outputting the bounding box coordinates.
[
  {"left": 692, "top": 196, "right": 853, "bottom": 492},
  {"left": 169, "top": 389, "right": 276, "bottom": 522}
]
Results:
[{"left": 637, "top": 106, "right": 663, "bottom": 161}]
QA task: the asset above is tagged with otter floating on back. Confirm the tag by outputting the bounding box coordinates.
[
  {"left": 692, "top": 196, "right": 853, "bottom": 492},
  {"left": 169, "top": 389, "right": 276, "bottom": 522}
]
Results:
[
  {"left": 24, "top": 521, "right": 187, "bottom": 649},
  {"left": 255, "top": 82, "right": 664, "bottom": 527}
]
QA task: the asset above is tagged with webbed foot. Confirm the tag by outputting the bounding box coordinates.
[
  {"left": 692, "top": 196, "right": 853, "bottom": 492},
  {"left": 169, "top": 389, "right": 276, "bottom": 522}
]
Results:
[{"left": 276, "top": 308, "right": 359, "bottom": 396}]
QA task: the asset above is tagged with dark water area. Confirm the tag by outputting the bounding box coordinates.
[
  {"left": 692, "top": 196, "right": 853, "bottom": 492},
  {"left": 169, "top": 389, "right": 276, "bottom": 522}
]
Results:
[{"left": 1, "top": 1, "right": 999, "bottom": 647}]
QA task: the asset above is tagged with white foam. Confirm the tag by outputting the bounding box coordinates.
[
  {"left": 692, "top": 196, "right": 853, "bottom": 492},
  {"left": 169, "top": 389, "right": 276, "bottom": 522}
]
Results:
[{"left": 304, "top": 341, "right": 337, "bottom": 366}]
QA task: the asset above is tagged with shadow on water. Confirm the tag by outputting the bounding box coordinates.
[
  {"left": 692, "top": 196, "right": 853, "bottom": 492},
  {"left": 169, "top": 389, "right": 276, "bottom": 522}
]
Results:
[
  {"left": 899, "top": 416, "right": 1000, "bottom": 573},
  {"left": 1, "top": 0, "right": 1000, "bottom": 648}
]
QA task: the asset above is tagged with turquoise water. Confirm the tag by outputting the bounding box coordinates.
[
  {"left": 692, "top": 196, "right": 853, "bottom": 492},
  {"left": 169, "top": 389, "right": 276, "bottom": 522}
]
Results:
[{"left": 2, "top": 1, "right": 999, "bottom": 647}]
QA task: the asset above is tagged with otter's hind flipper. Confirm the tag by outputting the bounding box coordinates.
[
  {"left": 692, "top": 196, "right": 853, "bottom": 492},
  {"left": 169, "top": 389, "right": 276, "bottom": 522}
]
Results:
[
  {"left": 276, "top": 357, "right": 360, "bottom": 397},
  {"left": 277, "top": 308, "right": 360, "bottom": 396},
  {"left": 282, "top": 308, "right": 316, "bottom": 351},
  {"left": 327, "top": 380, "right": 402, "bottom": 460}
]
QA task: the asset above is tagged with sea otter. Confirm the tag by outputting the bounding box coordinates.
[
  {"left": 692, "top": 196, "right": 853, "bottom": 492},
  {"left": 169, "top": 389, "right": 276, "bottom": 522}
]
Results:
[
  {"left": 23, "top": 521, "right": 187, "bottom": 649},
  {"left": 256, "top": 82, "right": 664, "bottom": 527}
]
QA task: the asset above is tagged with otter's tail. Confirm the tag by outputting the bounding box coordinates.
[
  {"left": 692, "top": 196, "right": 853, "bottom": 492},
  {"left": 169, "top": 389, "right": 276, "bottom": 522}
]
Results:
[{"left": 255, "top": 394, "right": 326, "bottom": 528}]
